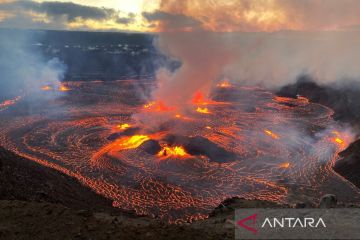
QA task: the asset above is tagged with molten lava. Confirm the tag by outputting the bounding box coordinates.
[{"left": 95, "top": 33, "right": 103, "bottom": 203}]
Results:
[
  {"left": 143, "top": 101, "right": 174, "bottom": 112},
  {"left": 279, "top": 162, "right": 290, "bottom": 168},
  {"left": 264, "top": 129, "right": 279, "bottom": 139},
  {"left": 217, "top": 81, "right": 232, "bottom": 88},
  {"left": 192, "top": 91, "right": 216, "bottom": 105},
  {"left": 42, "top": 84, "right": 71, "bottom": 92},
  {"left": 331, "top": 131, "right": 347, "bottom": 148},
  {"left": 192, "top": 91, "right": 221, "bottom": 106},
  {"left": 118, "top": 135, "right": 150, "bottom": 149},
  {"left": 334, "top": 138, "right": 344, "bottom": 144},
  {"left": 2, "top": 80, "right": 358, "bottom": 223},
  {"left": 157, "top": 146, "right": 189, "bottom": 158},
  {"left": 144, "top": 101, "right": 155, "bottom": 109},
  {"left": 117, "top": 123, "right": 130, "bottom": 130},
  {"left": 196, "top": 107, "right": 210, "bottom": 114},
  {"left": 41, "top": 85, "right": 52, "bottom": 91},
  {"left": 59, "top": 84, "right": 71, "bottom": 92},
  {"left": 297, "top": 95, "right": 309, "bottom": 104},
  {"left": 192, "top": 91, "right": 205, "bottom": 104},
  {"left": 0, "top": 96, "right": 22, "bottom": 111}
]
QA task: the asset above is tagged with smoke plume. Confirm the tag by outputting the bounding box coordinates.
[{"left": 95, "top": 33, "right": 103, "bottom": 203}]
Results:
[{"left": 153, "top": 32, "right": 232, "bottom": 105}]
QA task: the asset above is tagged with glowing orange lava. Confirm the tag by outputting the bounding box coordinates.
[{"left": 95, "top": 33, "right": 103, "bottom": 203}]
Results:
[
  {"left": 297, "top": 96, "right": 309, "bottom": 104},
  {"left": 59, "top": 85, "right": 71, "bottom": 92},
  {"left": 264, "top": 129, "right": 279, "bottom": 139},
  {"left": 157, "top": 146, "right": 189, "bottom": 158},
  {"left": 118, "top": 135, "right": 150, "bottom": 149},
  {"left": 334, "top": 138, "right": 344, "bottom": 144},
  {"left": 217, "top": 81, "right": 232, "bottom": 88},
  {"left": 144, "top": 101, "right": 155, "bottom": 109},
  {"left": 279, "top": 162, "right": 290, "bottom": 168},
  {"left": 192, "top": 91, "right": 215, "bottom": 105},
  {"left": 41, "top": 85, "right": 52, "bottom": 91},
  {"left": 331, "top": 131, "right": 347, "bottom": 147},
  {"left": 143, "top": 101, "right": 174, "bottom": 112},
  {"left": 196, "top": 107, "right": 210, "bottom": 114},
  {"left": 156, "top": 101, "right": 173, "bottom": 111},
  {"left": 0, "top": 96, "right": 22, "bottom": 110},
  {"left": 4, "top": 81, "right": 357, "bottom": 223},
  {"left": 117, "top": 123, "right": 130, "bottom": 130}
]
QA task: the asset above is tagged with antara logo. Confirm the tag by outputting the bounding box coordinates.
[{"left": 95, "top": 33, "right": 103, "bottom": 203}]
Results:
[
  {"left": 261, "top": 217, "right": 326, "bottom": 228},
  {"left": 237, "top": 214, "right": 326, "bottom": 234},
  {"left": 237, "top": 214, "right": 258, "bottom": 234}
]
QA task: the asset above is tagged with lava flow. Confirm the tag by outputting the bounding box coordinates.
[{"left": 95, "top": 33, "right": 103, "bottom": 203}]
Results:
[
  {"left": 217, "top": 80, "right": 232, "bottom": 88},
  {"left": 0, "top": 80, "right": 359, "bottom": 223},
  {"left": 264, "top": 129, "right": 279, "bottom": 139},
  {"left": 196, "top": 107, "right": 210, "bottom": 114},
  {"left": 0, "top": 96, "right": 22, "bottom": 111},
  {"left": 41, "top": 83, "right": 71, "bottom": 92}
]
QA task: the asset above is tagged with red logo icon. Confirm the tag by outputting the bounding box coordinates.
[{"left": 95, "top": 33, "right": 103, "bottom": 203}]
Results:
[{"left": 237, "top": 213, "right": 258, "bottom": 234}]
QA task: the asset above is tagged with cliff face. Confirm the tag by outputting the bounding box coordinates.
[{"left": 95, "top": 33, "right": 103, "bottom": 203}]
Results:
[
  {"left": 0, "top": 147, "right": 120, "bottom": 214},
  {"left": 277, "top": 77, "right": 360, "bottom": 125},
  {"left": 334, "top": 140, "right": 360, "bottom": 188}
]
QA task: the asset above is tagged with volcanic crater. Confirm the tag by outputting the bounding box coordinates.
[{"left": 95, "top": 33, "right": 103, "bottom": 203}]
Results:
[{"left": 0, "top": 80, "right": 359, "bottom": 223}]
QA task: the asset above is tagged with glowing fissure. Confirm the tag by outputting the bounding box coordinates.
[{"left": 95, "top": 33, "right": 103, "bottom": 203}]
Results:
[{"left": 157, "top": 146, "right": 189, "bottom": 158}]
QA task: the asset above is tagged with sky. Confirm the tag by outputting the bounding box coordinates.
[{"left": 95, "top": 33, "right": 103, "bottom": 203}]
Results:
[{"left": 1, "top": 0, "right": 360, "bottom": 32}]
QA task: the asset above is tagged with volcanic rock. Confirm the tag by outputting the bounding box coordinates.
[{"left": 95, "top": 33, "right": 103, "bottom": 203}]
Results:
[
  {"left": 334, "top": 139, "right": 360, "bottom": 188},
  {"left": 0, "top": 200, "right": 233, "bottom": 240},
  {"left": 209, "top": 197, "right": 290, "bottom": 217},
  {"left": 163, "top": 135, "right": 236, "bottom": 163},
  {"left": 319, "top": 194, "right": 337, "bottom": 208},
  {"left": 138, "top": 140, "right": 161, "bottom": 155},
  {"left": 277, "top": 76, "right": 360, "bottom": 124},
  {"left": 294, "top": 201, "right": 316, "bottom": 208},
  {"left": 0, "top": 147, "right": 121, "bottom": 214}
]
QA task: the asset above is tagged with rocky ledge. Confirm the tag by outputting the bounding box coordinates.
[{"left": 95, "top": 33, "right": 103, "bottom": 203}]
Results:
[{"left": 334, "top": 139, "right": 360, "bottom": 188}]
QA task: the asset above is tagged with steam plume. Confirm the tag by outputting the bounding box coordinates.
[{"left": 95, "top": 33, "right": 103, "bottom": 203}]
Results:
[
  {"left": 0, "top": 30, "right": 65, "bottom": 101},
  {"left": 147, "top": 0, "right": 360, "bottom": 106}
]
